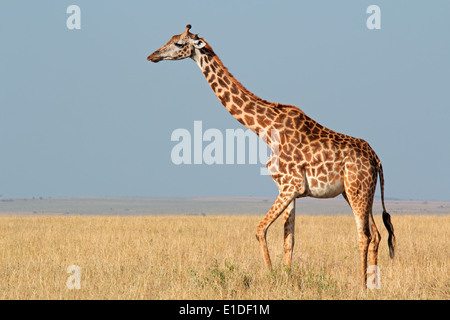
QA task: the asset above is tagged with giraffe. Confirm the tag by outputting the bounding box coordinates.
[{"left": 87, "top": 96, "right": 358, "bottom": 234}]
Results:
[{"left": 147, "top": 25, "right": 396, "bottom": 287}]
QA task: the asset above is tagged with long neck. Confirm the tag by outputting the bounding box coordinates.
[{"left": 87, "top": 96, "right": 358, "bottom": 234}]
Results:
[{"left": 192, "top": 46, "right": 277, "bottom": 136}]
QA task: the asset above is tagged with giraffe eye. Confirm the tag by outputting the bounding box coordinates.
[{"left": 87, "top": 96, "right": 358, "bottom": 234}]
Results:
[{"left": 174, "top": 43, "right": 185, "bottom": 48}]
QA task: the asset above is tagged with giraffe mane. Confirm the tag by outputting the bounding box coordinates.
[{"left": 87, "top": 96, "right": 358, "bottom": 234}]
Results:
[{"left": 199, "top": 38, "right": 275, "bottom": 107}]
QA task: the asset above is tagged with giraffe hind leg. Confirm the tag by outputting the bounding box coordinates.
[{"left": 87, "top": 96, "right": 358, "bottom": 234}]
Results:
[
  {"left": 367, "top": 210, "right": 381, "bottom": 288},
  {"left": 342, "top": 190, "right": 375, "bottom": 287}
]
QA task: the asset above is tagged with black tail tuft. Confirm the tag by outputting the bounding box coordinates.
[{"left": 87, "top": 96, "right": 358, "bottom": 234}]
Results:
[{"left": 382, "top": 210, "right": 396, "bottom": 258}]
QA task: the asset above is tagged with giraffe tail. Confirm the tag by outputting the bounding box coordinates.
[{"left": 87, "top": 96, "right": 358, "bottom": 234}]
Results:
[{"left": 377, "top": 158, "right": 396, "bottom": 259}]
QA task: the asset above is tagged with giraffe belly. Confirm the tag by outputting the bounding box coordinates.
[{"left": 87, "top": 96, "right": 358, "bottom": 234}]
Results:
[{"left": 305, "top": 174, "right": 345, "bottom": 199}]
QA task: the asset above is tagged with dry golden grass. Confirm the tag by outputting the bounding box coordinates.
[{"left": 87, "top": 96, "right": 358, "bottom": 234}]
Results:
[{"left": 0, "top": 215, "right": 448, "bottom": 299}]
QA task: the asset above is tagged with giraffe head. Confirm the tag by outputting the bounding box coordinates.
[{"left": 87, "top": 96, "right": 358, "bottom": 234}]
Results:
[{"left": 147, "top": 24, "right": 206, "bottom": 63}]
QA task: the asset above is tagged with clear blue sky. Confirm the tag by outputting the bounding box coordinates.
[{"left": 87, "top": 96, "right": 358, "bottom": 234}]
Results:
[{"left": 0, "top": 1, "right": 449, "bottom": 200}]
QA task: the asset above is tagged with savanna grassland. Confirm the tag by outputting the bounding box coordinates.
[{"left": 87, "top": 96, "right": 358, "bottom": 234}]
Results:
[{"left": 0, "top": 215, "right": 448, "bottom": 299}]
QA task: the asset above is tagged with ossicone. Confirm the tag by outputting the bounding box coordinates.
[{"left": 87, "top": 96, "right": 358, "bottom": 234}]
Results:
[{"left": 181, "top": 24, "right": 192, "bottom": 37}]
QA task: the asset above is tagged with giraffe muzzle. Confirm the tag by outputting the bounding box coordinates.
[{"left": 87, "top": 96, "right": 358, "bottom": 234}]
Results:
[{"left": 147, "top": 51, "right": 162, "bottom": 63}]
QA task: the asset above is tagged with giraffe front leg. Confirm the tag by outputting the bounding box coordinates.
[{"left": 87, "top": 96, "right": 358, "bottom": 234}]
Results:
[
  {"left": 256, "top": 192, "right": 297, "bottom": 269},
  {"left": 283, "top": 200, "right": 295, "bottom": 268}
]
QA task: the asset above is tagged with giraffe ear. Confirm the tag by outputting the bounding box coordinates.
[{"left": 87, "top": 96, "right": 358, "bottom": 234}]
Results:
[{"left": 193, "top": 40, "right": 206, "bottom": 49}]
